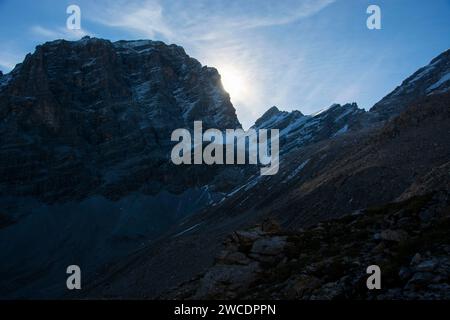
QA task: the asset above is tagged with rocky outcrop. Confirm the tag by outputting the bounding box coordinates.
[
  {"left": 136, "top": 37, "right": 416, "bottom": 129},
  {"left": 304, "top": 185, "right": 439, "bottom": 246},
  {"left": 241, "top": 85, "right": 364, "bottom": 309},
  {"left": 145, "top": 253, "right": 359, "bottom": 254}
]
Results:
[
  {"left": 165, "top": 191, "right": 450, "bottom": 300},
  {"left": 161, "top": 220, "right": 287, "bottom": 299}
]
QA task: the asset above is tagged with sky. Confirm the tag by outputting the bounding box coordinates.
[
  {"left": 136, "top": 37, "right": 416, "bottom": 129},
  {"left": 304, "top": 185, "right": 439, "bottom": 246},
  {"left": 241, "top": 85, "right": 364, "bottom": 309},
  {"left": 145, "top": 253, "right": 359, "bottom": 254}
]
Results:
[{"left": 0, "top": 0, "right": 449, "bottom": 128}]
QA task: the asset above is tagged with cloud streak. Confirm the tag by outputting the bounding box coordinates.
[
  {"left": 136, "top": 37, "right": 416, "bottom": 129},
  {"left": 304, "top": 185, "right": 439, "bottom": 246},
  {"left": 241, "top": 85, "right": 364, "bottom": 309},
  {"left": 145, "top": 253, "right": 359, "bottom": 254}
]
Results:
[
  {"left": 87, "top": 0, "right": 335, "bottom": 43},
  {"left": 30, "top": 25, "right": 91, "bottom": 41}
]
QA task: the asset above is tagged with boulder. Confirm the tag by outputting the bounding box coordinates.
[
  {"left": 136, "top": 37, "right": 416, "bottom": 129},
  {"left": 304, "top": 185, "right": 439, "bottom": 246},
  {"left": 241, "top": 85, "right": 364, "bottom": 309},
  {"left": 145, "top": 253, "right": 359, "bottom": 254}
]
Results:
[
  {"left": 216, "top": 251, "right": 252, "bottom": 266},
  {"left": 251, "top": 236, "right": 287, "bottom": 256},
  {"left": 410, "top": 253, "right": 422, "bottom": 265},
  {"left": 379, "top": 229, "right": 408, "bottom": 242},
  {"left": 415, "top": 259, "right": 438, "bottom": 272},
  {"left": 285, "top": 275, "right": 322, "bottom": 299},
  {"left": 193, "top": 262, "right": 261, "bottom": 299}
]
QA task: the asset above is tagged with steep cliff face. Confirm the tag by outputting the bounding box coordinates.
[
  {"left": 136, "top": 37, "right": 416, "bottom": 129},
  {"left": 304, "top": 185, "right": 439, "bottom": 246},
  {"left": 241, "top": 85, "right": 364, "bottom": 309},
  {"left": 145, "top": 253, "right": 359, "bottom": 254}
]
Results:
[{"left": 0, "top": 37, "right": 239, "bottom": 202}]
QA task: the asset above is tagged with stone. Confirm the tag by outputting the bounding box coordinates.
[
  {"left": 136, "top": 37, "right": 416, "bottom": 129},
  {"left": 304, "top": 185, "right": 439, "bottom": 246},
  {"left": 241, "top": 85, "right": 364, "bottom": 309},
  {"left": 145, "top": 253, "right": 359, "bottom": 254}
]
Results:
[
  {"left": 251, "top": 236, "right": 287, "bottom": 256},
  {"left": 415, "top": 259, "right": 438, "bottom": 272},
  {"left": 193, "top": 262, "right": 261, "bottom": 299},
  {"left": 399, "top": 267, "right": 412, "bottom": 281},
  {"left": 234, "top": 230, "right": 263, "bottom": 251},
  {"left": 372, "top": 242, "right": 385, "bottom": 253},
  {"left": 410, "top": 253, "right": 422, "bottom": 265},
  {"left": 310, "top": 281, "right": 345, "bottom": 300},
  {"left": 286, "top": 275, "right": 322, "bottom": 299},
  {"left": 405, "top": 272, "right": 435, "bottom": 290},
  {"left": 217, "top": 251, "right": 252, "bottom": 266},
  {"left": 379, "top": 229, "right": 408, "bottom": 242},
  {"left": 260, "top": 219, "right": 282, "bottom": 234}
]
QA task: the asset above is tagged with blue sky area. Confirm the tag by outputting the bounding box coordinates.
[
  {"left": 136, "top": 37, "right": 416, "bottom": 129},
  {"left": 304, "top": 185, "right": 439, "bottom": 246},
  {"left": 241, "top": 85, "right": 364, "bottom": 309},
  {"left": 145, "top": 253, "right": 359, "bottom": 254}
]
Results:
[{"left": 0, "top": 0, "right": 449, "bottom": 127}]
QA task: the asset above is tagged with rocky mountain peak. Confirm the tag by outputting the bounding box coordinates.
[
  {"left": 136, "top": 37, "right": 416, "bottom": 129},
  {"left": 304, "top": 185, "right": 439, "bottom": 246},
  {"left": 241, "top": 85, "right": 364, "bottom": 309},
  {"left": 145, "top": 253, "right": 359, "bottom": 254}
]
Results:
[
  {"left": 256, "top": 106, "right": 281, "bottom": 124},
  {"left": 3, "top": 37, "right": 240, "bottom": 130},
  {"left": 0, "top": 37, "right": 241, "bottom": 201},
  {"left": 371, "top": 49, "right": 450, "bottom": 119},
  {"left": 250, "top": 102, "right": 367, "bottom": 155},
  {"left": 253, "top": 106, "right": 304, "bottom": 130}
]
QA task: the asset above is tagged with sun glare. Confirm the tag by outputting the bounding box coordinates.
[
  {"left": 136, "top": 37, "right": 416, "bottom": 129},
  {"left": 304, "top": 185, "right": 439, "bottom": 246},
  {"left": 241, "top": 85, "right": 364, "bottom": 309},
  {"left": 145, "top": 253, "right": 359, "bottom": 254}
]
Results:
[{"left": 219, "top": 65, "right": 246, "bottom": 101}]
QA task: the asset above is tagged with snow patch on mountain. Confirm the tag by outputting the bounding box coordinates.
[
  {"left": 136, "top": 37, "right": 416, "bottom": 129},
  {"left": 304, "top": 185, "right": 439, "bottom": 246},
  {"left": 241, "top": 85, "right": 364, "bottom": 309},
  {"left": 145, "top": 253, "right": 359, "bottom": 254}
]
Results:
[
  {"left": 173, "top": 223, "right": 203, "bottom": 238},
  {"left": 334, "top": 108, "right": 355, "bottom": 123},
  {"left": 427, "top": 72, "right": 450, "bottom": 93},
  {"left": 285, "top": 159, "right": 310, "bottom": 181},
  {"left": 280, "top": 116, "right": 309, "bottom": 136},
  {"left": 311, "top": 104, "right": 338, "bottom": 116}
]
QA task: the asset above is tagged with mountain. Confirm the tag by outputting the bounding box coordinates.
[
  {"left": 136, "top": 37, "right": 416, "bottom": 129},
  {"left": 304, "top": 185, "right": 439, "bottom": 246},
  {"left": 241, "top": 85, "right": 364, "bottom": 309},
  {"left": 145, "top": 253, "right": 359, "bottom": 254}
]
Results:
[
  {"left": 370, "top": 49, "right": 450, "bottom": 120},
  {"left": 0, "top": 36, "right": 240, "bottom": 203},
  {"left": 0, "top": 37, "right": 241, "bottom": 298},
  {"left": 0, "top": 37, "right": 449, "bottom": 299},
  {"left": 78, "top": 50, "right": 450, "bottom": 299},
  {"left": 252, "top": 103, "right": 370, "bottom": 155}
]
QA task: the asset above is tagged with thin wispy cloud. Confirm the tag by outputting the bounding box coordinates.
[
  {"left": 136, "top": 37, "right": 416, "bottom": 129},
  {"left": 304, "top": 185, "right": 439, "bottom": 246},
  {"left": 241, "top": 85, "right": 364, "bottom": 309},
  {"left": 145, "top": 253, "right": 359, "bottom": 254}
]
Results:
[
  {"left": 30, "top": 25, "right": 91, "bottom": 41},
  {"left": 87, "top": 0, "right": 335, "bottom": 42},
  {"left": 1, "top": 24, "right": 92, "bottom": 72},
  {"left": 90, "top": 1, "right": 173, "bottom": 40}
]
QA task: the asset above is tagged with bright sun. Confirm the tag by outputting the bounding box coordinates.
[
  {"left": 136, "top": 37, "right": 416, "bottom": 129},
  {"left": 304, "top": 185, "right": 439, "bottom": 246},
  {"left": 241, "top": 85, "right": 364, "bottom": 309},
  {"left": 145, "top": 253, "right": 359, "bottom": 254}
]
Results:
[{"left": 219, "top": 65, "right": 246, "bottom": 100}]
